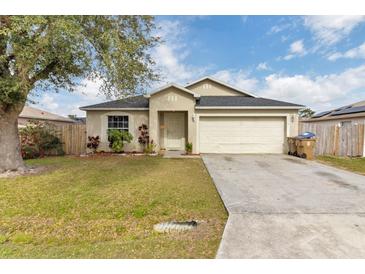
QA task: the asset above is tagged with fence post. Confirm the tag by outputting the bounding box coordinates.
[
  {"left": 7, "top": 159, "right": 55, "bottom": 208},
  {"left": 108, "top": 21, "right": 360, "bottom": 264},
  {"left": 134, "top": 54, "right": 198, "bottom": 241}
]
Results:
[{"left": 363, "top": 122, "right": 365, "bottom": 157}]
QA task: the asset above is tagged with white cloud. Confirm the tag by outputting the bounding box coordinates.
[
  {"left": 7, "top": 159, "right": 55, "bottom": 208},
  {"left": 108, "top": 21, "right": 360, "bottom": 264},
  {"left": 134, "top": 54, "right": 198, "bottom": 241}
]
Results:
[
  {"left": 268, "top": 23, "right": 291, "bottom": 34},
  {"left": 152, "top": 20, "right": 209, "bottom": 85},
  {"left": 40, "top": 94, "right": 59, "bottom": 110},
  {"left": 260, "top": 64, "right": 365, "bottom": 111},
  {"left": 328, "top": 42, "right": 365, "bottom": 61},
  {"left": 283, "top": 40, "right": 307, "bottom": 60},
  {"left": 75, "top": 78, "right": 105, "bottom": 101},
  {"left": 303, "top": 16, "right": 365, "bottom": 46},
  {"left": 33, "top": 79, "right": 108, "bottom": 117},
  {"left": 290, "top": 40, "right": 305, "bottom": 54},
  {"left": 195, "top": 64, "right": 365, "bottom": 111},
  {"left": 212, "top": 69, "right": 258, "bottom": 91},
  {"left": 256, "top": 62, "right": 270, "bottom": 71}
]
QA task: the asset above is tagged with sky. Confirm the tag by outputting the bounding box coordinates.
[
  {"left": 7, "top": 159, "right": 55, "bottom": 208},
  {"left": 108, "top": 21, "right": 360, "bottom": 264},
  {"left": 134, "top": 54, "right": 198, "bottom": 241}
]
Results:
[{"left": 30, "top": 15, "right": 365, "bottom": 117}]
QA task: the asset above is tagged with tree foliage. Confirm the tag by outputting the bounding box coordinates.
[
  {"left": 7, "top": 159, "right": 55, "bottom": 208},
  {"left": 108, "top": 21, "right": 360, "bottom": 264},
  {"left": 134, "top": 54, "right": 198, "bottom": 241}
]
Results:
[
  {"left": 0, "top": 16, "right": 159, "bottom": 113},
  {"left": 299, "top": 107, "right": 315, "bottom": 118}
]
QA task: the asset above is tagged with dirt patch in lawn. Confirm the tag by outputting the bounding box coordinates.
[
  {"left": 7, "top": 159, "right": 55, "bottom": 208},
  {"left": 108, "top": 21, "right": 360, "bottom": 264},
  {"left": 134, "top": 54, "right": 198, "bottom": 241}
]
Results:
[{"left": 0, "top": 166, "right": 48, "bottom": 179}]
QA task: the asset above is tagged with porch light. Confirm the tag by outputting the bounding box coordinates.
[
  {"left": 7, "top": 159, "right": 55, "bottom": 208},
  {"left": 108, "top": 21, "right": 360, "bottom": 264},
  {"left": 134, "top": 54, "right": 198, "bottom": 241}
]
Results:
[{"left": 192, "top": 114, "right": 196, "bottom": 122}]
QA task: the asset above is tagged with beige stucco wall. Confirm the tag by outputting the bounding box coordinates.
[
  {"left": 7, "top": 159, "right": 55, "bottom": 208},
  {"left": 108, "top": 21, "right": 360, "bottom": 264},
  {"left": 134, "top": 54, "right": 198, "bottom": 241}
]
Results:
[
  {"left": 148, "top": 87, "right": 197, "bottom": 152},
  {"left": 86, "top": 110, "right": 149, "bottom": 152},
  {"left": 85, "top": 80, "right": 300, "bottom": 154},
  {"left": 187, "top": 79, "right": 248, "bottom": 96}
]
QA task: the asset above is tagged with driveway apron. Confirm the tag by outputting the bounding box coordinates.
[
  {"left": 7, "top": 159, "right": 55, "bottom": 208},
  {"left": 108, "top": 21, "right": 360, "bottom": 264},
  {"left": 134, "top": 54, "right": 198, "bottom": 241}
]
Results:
[{"left": 202, "top": 154, "right": 365, "bottom": 258}]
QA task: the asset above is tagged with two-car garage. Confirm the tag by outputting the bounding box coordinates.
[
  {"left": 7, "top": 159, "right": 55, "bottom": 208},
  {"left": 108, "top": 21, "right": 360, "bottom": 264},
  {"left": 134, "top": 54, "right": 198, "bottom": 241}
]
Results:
[{"left": 198, "top": 116, "right": 286, "bottom": 154}]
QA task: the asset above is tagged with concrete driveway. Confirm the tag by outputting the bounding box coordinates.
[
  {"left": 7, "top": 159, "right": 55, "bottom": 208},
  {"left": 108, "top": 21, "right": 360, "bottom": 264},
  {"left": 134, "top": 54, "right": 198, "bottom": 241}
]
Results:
[{"left": 202, "top": 154, "right": 365, "bottom": 258}]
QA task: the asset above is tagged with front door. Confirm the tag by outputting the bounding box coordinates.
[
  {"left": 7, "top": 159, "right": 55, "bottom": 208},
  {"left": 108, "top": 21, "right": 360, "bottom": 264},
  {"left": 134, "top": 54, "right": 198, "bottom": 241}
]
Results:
[{"left": 165, "top": 112, "right": 185, "bottom": 150}]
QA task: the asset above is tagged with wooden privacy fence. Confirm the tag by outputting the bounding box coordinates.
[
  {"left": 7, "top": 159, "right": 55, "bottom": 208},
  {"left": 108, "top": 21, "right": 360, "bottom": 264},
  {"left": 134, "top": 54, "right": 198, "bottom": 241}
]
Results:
[
  {"left": 299, "top": 121, "right": 365, "bottom": 157},
  {"left": 56, "top": 124, "right": 86, "bottom": 155}
]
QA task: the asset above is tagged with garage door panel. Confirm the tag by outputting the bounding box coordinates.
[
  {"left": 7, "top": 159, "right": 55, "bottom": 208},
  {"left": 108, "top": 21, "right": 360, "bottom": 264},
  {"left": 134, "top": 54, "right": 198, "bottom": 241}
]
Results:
[{"left": 199, "top": 117, "right": 285, "bottom": 154}]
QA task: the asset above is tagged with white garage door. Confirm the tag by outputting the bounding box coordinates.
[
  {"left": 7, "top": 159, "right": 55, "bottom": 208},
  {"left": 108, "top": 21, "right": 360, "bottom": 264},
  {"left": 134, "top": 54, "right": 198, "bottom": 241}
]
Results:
[{"left": 199, "top": 116, "right": 285, "bottom": 154}]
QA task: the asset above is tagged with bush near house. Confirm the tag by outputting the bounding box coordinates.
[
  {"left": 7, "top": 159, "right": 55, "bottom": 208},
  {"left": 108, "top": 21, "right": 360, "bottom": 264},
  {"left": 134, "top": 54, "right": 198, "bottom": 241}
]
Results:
[
  {"left": 138, "top": 124, "right": 149, "bottom": 146},
  {"left": 86, "top": 136, "right": 100, "bottom": 153},
  {"left": 144, "top": 140, "right": 156, "bottom": 154},
  {"left": 19, "top": 122, "right": 64, "bottom": 159},
  {"left": 138, "top": 124, "right": 156, "bottom": 154},
  {"left": 107, "top": 129, "right": 133, "bottom": 153}
]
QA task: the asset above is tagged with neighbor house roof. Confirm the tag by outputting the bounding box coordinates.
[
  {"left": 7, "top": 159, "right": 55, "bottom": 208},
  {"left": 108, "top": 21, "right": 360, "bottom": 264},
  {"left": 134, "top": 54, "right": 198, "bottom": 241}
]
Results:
[
  {"left": 185, "top": 76, "right": 258, "bottom": 98},
  {"left": 19, "top": 106, "right": 75, "bottom": 123},
  {"left": 79, "top": 95, "right": 149, "bottom": 110},
  {"left": 195, "top": 96, "right": 304, "bottom": 109},
  {"left": 307, "top": 100, "right": 365, "bottom": 122}
]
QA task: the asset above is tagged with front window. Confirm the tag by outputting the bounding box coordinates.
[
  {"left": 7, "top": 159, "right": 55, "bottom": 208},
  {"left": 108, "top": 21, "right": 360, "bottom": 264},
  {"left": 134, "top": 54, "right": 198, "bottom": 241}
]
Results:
[{"left": 108, "top": 115, "right": 129, "bottom": 132}]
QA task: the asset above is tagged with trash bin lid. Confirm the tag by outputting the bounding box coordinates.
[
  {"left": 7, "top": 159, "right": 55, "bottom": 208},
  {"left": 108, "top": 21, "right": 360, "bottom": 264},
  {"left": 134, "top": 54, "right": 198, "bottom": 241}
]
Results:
[{"left": 297, "top": 132, "right": 315, "bottom": 139}]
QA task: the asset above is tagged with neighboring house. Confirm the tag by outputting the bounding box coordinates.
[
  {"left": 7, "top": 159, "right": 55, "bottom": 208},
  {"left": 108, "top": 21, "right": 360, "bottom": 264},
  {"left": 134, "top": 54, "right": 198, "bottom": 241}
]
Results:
[
  {"left": 19, "top": 106, "right": 76, "bottom": 128},
  {"left": 68, "top": 116, "right": 87, "bottom": 124},
  {"left": 302, "top": 100, "right": 365, "bottom": 124},
  {"left": 80, "top": 77, "right": 303, "bottom": 154},
  {"left": 300, "top": 100, "right": 365, "bottom": 157}
]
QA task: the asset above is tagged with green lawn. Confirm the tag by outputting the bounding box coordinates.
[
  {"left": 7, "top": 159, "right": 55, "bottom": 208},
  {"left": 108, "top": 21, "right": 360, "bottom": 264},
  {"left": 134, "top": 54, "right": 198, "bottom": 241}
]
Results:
[
  {"left": 317, "top": 155, "right": 365, "bottom": 175},
  {"left": 0, "top": 156, "right": 227, "bottom": 258}
]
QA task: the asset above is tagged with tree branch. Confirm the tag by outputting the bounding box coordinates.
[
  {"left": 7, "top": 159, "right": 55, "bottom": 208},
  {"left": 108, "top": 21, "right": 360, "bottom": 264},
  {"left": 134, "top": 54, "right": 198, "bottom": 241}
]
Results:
[{"left": 29, "top": 60, "right": 58, "bottom": 85}]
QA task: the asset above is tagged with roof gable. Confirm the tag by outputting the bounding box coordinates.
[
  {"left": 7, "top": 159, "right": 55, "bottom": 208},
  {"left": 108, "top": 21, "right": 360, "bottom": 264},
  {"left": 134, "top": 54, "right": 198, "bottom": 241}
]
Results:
[
  {"left": 145, "top": 83, "right": 200, "bottom": 98},
  {"left": 185, "top": 77, "right": 258, "bottom": 97}
]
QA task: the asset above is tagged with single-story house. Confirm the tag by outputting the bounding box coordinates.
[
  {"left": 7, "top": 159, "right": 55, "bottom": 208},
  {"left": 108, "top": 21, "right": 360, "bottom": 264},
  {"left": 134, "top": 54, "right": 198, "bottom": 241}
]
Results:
[
  {"left": 19, "top": 106, "right": 76, "bottom": 128},
  {"left": 80, "top": 77, "right": 303, "bottom": 154},
  {"left": 300, "top": 100, "right": 365, "bottom": 157},
  {"left": 302, "top": 100, "right": 365, "bottom": 124}
]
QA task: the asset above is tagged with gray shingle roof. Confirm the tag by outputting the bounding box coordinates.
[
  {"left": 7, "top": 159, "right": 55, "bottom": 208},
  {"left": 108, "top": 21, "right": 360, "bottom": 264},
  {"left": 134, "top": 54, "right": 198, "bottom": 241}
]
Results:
[
  {"left": 80, "top": 95, "right": 303, "bottom": 110},
  {"left": 196, "top": 96, "right": 304, "bottom": 107},
  {"left": 80, "top": 95, "right": 149, "bottom": 109}
]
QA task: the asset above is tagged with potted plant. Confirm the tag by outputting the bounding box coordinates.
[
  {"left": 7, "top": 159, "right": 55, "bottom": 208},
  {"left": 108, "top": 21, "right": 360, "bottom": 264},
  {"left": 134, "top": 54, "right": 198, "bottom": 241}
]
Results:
[{"left": 185, "top": 142, "right": 193, "bottom": 155}]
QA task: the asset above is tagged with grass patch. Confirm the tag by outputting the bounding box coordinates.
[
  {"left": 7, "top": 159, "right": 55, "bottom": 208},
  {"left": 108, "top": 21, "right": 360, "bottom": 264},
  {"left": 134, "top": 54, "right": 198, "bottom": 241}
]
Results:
[
  {"left": 10, "top": 233, "right": 33, "bottom": 244},
  {"left": 0, "top": 156, "right": 227, "bottom": 258},
  {"left": 0, "top": 235, "right": 8, "bottom": 244},
  {"left": 317, "top": 155, "right": 365, "bottom": 175}
]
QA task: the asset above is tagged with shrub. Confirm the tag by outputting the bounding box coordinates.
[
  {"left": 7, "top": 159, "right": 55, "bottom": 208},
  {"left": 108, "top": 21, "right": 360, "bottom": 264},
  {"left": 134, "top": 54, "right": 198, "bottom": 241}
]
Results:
[
  {"left": 185, "top": 142, "right": 193, "bottom": 154},
  {"left": 138, "top": 124, "right": 149, "bottom": 146},
  {"left": 19, "top": 121, "right": 64, "bottom": 159},
  {"left": 86, "top": 136, "right": 100, "bottom": 153},
  {"left": 21, "top": 145, "right": 40, "bottom": 159},
  {"left": 144, "top": 139, "right": 156, "bottom": 154},
  {"left": 107, "top": 129, "right": 133, "bottom": 153}
]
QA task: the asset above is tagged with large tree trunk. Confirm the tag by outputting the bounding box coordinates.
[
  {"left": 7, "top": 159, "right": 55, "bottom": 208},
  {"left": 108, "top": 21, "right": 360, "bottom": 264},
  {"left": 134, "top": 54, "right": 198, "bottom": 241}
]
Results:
[{"left": 0, "top": 105, "right": 26, "bottom": 172}]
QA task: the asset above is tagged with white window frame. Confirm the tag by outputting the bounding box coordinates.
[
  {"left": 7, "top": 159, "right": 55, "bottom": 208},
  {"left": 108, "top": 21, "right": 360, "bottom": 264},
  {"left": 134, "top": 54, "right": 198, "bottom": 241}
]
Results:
[{"left": 107, "top": 115, "right": 129, "bottom": 132}]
